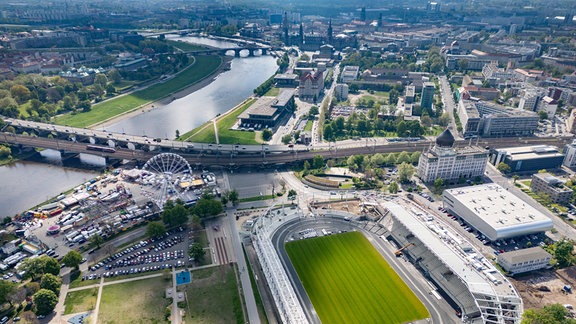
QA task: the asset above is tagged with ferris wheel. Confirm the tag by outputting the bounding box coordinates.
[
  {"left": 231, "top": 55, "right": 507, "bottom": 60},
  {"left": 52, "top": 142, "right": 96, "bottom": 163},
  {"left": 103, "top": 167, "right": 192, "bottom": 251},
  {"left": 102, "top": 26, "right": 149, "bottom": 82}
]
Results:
[{"left": 142, "top": 153, "right": 192, "bottom": 209}]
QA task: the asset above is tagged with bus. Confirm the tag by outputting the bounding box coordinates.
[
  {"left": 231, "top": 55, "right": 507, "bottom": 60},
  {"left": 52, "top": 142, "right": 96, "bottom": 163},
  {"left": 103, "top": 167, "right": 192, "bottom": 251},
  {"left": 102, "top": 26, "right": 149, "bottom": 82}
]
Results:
[{"left": 86, "top": 145, "right": 116, "bottom": 153}]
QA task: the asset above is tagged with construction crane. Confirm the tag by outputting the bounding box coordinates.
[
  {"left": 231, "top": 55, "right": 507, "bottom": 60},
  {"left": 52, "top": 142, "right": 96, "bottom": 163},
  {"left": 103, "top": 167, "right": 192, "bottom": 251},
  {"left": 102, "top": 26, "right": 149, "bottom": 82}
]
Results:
[{"left": 395, "top": 243, "right": 415, "bottom": 256}]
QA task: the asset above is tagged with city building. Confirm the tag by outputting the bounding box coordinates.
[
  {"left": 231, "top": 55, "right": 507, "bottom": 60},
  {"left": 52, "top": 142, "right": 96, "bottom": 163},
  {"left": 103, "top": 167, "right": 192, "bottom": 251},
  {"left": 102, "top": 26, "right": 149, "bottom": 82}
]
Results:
[
  {"left": 458, "top": 99, "right": 539, "bottom": 138},
  {"left": 497, "top": 247, "right": 552, "bottom": 275},
  {"left": 530, "top": 173, "right": 573, "bottom": 205},
  {"left": 482, "top": 61, "right": 514, "bottom": 85},
  {"left": 518, "top": 88, "right": 543, "bottom": 111},
  {"left": 563, "top": 140, "right": 576, "bottom": 167},
  {"left": 417, "top": 129, "right": 488, "bottom": 182},
  {"left": 420, "top": 82, "right": 435, "bottom": 110},
  {"left": 340, "top": 65, "right": 360, "bottom": 83},
  {"left": 334, "top": 84, "right": 349, "bottom": 100},
  {"left": 489, "top": 145, "right": 564, "bottom": 172},
  {"left": 384, "top": 202, "right": 523, "bottom": 322},
  {"left": 238, "top": 90, "right": 295, "bottom": 128},
  {"left": 405, "top": 85, "right": 415, "bottom": 104},
  {"left": 567, "top": 110, "right": 576, "bottom": 135},
  {"left": 539, "top": 96, "right": 558, "bottom": 118},
  {"left": 298, "top": 70, "right": 324, "bottom": 100},
  {"left": 442, "top": 184, "right": 553, "bottom": 241},
  {"left": 274, "top": 73, "right": 298, "bottom": 87}
]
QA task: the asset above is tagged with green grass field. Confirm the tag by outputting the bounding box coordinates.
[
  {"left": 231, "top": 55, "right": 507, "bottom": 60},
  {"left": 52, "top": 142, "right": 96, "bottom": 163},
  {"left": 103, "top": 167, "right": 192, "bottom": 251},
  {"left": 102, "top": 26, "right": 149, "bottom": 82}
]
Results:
[
  {"left": 180, "top": 98, "right": 261, "bottom": 145},
  {"left": 286, "top": 231, "right": 429, "bottom": 324},
  {"left": 98, "top": 276, "right": 170, "bottom": 324},
  {"left": 64, "top": 288, "right": 98, "bottom": 315},
  {"left": 53, "top": 55, "right": 221, "bottom": 128}
]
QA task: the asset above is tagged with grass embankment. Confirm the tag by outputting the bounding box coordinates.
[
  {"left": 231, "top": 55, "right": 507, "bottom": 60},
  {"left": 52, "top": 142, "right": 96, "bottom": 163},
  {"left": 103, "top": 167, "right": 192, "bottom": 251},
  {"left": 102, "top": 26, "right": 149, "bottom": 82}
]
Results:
[
  {"left": 180, "top": 98, "right": 261, "bottom": 145},
  {"left": 64, "top": 288, "right": 98, "bottom": 315},
  {"left": 99, "top": 276, "right": 170, "bottom": 324},
  {"left": 243, "top": 246, "right": 268, "bottom": 323},
  {"left": 304, "top": 120, "right": 313, "bottom": 132},
  {"left": 53, "top": 55, "right": 222, "bottom": 128},
  {"left": 286, "top": 231, "right": 429, "bottom": 324},
  {"left": 182, "top": 265, "right": 244, "bottom": 323},
  {"left": 263, "top": 87, "right": 279, "bottom": 97}
]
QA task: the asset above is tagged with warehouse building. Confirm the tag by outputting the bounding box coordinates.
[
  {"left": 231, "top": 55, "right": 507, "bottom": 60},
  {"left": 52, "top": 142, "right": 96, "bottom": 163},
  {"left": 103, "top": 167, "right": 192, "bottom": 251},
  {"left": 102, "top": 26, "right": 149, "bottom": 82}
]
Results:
[
  {"left": 488, "top": 145, "right": 564, "bottom": 172},
  {"left": 384, "top": 202, "right": 523, "bottom": 323},
  {"left": 497, "top": 247, "right": 552, "bottom": 275},
  {"left": 442, "top": 184, "right": 553, "bottom": 241}
]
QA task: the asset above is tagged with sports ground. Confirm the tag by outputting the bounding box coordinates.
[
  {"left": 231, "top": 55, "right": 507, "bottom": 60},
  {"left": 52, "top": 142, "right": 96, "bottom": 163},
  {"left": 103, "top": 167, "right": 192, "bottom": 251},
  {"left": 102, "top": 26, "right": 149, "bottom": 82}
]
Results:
[{"left": 286, "top": 231, "right": 429, "bottom": 323}]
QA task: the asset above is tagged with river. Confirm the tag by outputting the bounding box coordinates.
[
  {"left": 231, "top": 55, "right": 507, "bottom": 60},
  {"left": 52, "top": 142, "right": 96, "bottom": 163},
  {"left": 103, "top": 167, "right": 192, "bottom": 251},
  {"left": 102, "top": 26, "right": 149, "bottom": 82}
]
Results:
[
  {"left": 102, "top": 35, "right": 278, "bottom": 138},
  {"left": 0, "top": 35, "right": 278, "bottom": 216}
]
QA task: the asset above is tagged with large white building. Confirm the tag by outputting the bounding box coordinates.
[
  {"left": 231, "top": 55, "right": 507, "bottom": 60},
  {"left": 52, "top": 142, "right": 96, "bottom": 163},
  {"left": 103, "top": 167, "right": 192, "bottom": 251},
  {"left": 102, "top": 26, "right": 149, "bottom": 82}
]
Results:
[
  {"left": 384, "top": 202, "right": 523, "bottom": 323},
  {"left": 442, "top": 184, "right": 553, "bottom": 241},
  {"left": 417, "top": 129, "right": 488, "bottom": 182}
]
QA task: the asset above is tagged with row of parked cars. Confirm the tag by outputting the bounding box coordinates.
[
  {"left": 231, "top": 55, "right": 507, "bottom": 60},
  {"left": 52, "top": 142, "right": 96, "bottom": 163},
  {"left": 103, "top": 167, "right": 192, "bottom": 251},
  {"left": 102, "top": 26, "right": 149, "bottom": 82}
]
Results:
[{"left": 83, "top": 261, "right": 186, "bottom": 281}]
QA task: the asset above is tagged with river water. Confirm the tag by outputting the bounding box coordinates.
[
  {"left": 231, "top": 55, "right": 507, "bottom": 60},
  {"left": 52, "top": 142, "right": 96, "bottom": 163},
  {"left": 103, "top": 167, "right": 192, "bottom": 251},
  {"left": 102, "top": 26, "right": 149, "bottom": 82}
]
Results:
[
  {"left": 0, "top": 35, "right": 277, "bottom": 216},
  {"left": 103, "top": 36, "right": 278, "bottom": 138}
]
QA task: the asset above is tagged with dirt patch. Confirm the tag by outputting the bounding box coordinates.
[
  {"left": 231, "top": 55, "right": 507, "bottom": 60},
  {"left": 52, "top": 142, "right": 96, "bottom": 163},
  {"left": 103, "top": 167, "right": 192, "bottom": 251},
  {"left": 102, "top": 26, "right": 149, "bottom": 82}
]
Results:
[
  {"left": 509, "top": 267, "right": 576, "bottom": 309},
  {"left": 312, "top": 199, "right": 363, "bottom": 215}
]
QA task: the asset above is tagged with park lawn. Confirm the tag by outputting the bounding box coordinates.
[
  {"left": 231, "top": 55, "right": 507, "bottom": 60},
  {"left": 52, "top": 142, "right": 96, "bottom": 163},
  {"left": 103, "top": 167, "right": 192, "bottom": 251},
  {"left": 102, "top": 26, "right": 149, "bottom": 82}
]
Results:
[
  {"left": 181, "top": 265, "right": 244, "bottom": 324},
  {"left": 304, "top": 120, "right": 313, "bottom": 132},
  {"left": 53, "top": 55, "right": 222, "bottom": 128},
  {"left": 286, "top": 231, "right": 429, "bottom": 324},
  {"left": 64, "top": 288, "right": 98, "bottom": 315},
  {"left": 182, "top": 98, "right": 260, "bottom": 145},
  {"left": 98, "top": 276, "right": 171, "bottom": 324},
  {"left": 264, "top": 87, "right": 280, "bottom": 97},
  {"left": 68, "top": 271, "right": 99, "bottom": 289}
]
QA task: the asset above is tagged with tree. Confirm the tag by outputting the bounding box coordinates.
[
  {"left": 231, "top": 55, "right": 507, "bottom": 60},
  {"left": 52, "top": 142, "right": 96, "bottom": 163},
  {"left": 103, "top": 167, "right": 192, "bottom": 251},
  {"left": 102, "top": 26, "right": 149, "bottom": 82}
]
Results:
[
  {"left": 162, "top": 204, "right": 189, "bottom": 227},
  {"left": 220, "top": 194, "right": 228, "bottom": 206},
  {"left": 0, "top": 280, "right": 16, "bottom": 305},
  {"left": 228, "top": 190, "right": 239, "bottom": 206},
  {"left": 10, "top": 84, "right": 31, "bottom": 104},
  {"left": 33, "top": 289, "right": 58, "bottom": 316},
  {"left": 62, "top": 250, "right": 82, "bottom": 269},
  {"left": 521, "top": 303, "right": 576, "bottom": 324},
  {"left": 94, "top": 73, "right": 108, "bottom": 87},
  {"left": 175, "top": 129, "right": 180, "bottom": 139},
  {"left": 513, "top": 175, "right": 519, "bottom": 184},
  {"left": 90, "top": 235, "right": 104, "bottom": 249},
  {"left": 108, "top": 69, "right": 122, "bottom": 84},
  {"left": 281, "top": 134, "right": 292, "bottom": 145},
  {"left": 496, "top": 162, "right": 511, "bottom": 174},
  {"left": 396, "top": 151, "right": 411, "bottom": 164},
  {"left": 555, "top": 239, "right": 575, "bottom": 268},
  {"left": 309, "top": 106, "right": 319, "bottom": 117},
  {"left": 20, "top": 256, "right": 60, "bottom": 280},
  {"left": 40, "top": 273, "right": 61, "bottom": 295},
  {"left": 288, "top": 189, "right": 297, "bottom": 201},
  {"left": 433, "top": 178, "right": 445, "bottom": 194},
  {"left": 538, "top": 110, "right": 548, "bottom": 120},
  {"left": 105, "top": 84, "right": 116, "bottom": 95},
  {"left": 312, "top": 155, "right": 324, "bottom": 169},
  {"left": 189, "top": 242, "right": 205, "bottom": 262},
  {"left": 323, "top": 124, "right": 334, "bottom": 141},
  {"left": 147, "top": 221, "right": 166, "bottom": 238},
  {"left": 193, "top": 197, "right": 223, "bottom": 218},
  {"left": 397, "top": 162, "right": 416, "bottom": 183},
  {"left": 388, "top": 181, "right": 399, "bottom": 194},
  {"left": 262, "top": 129, "right": 273, "bottom": 141}
]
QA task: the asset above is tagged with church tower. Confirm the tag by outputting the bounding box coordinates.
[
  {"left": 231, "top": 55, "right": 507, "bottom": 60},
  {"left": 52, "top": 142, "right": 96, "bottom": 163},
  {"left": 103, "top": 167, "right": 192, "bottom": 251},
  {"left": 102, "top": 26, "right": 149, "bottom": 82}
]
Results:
[{"left": 327, "top": 19, "right": 333, "bottom": 45}]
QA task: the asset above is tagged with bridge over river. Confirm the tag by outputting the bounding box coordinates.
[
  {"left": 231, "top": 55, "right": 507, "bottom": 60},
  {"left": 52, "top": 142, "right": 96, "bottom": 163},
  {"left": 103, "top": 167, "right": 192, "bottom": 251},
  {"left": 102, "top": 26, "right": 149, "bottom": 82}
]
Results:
[{"left": 1, "top": 118, "right": 572, "bottom": 168}]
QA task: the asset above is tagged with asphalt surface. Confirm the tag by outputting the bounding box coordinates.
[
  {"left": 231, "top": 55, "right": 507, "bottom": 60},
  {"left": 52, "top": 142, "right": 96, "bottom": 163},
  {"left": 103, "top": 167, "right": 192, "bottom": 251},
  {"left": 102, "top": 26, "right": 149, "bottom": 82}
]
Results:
[{"left": 270, "top": 216, "right": 457, "bottom": 324}]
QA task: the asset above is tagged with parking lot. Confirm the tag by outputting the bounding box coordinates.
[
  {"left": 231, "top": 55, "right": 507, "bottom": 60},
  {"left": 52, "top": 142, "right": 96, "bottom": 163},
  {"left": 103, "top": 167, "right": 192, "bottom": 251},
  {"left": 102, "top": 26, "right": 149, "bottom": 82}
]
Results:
[
  {"left": 437, "top": 206, "right": 550, "bottom": 256},
  {"left": 82, "top": 227, "right": 189, "bottom": 281}
]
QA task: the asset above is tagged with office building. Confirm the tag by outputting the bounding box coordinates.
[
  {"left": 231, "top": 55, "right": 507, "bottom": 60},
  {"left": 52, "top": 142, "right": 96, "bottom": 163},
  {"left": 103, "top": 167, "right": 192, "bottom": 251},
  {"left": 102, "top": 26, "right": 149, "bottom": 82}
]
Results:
[
  {"left": 417, "top": 129, "right": 488, "bottom": 182},
  {"left": 530, "top": 173, "right": 573, "bottom": 205},
  {"left": 489, "top": 145, "right": 564, "bottom": 172},
  {"left": 497, "top": 247, "right": 552, "bottom": 275},
  {"left": 420, "top": 82, "right": 435, "bottom": 111}
]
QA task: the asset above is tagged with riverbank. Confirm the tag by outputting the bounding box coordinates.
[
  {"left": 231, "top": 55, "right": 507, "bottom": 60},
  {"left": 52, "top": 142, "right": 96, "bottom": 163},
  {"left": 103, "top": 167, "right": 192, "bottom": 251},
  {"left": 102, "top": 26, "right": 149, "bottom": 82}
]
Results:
[
  {"left": 53, "top": 55, "right": 225, "bottom": 128},
  {"left": 93, "top": 56, "right": 233, "bottom": 130}
]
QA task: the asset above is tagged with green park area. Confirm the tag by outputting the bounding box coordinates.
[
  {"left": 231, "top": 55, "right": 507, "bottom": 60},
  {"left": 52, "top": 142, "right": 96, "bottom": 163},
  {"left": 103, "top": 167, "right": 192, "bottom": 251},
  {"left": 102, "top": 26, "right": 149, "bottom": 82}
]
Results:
[
  {"left": 179, "top": 98, "right": 261, "bottom": 145},
  {"left": 181, "top": 265, "right": 244, "bottom": 323},
  {"left": 53, "top": 55, "right": 222, "bottom": 128},
  {"left": 64, "top": 288, "right": 98, "bottom": 315},
  {"left": 286, "top": 231, "right": 429, "bottom": 324},
  {"left": 98, "top": 276, "right": 170, "bottom": 324}
]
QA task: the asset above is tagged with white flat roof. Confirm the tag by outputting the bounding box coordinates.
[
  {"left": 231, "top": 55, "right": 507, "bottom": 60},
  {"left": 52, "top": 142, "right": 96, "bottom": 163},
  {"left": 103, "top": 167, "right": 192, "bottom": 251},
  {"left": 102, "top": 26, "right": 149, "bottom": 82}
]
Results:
[
  {"left": 444, "top": 184, "right": 552, "bottom": 231},
  {"left": 385, "top": 202, "right": 517, "bottom": 298}
]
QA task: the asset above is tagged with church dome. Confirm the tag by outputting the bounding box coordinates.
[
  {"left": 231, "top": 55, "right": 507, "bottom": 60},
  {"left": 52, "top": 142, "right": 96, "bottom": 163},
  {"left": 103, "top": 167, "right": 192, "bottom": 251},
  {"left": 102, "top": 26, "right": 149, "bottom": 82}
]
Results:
[{"left": 436, "top": 129, "right": 455, "bottom": 147}]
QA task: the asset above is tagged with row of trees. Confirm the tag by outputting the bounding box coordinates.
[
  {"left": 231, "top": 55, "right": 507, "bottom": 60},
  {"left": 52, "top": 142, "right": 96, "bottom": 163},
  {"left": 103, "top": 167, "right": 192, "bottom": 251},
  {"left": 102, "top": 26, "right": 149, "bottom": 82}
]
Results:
[{"left": 323, "top": 114, "right": 426, "bottom": 141}]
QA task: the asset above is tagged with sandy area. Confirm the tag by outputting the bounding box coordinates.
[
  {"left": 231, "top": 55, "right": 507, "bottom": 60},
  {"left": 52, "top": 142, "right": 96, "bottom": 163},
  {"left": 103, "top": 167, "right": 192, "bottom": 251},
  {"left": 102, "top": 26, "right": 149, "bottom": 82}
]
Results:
[
  {"left": 510, "top": 267, "right": 576, "bottom": 310},
  {"left": 92, "top": 56, "right": 233, "bottom": 129}
]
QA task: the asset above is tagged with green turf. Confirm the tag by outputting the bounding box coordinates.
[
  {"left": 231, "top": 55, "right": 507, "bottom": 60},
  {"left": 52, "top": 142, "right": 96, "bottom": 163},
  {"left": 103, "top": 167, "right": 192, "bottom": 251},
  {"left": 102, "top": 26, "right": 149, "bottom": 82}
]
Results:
[
  {"left": 64, "top": 288, "right": 98, "bottom": 314},
  {"left": 263, "top": 87, "right": 280, "bottom": 97},
  {"left": 53, "top": 55, "right": 221, "bottom": 128},
  {"left": 304, "top": 120, "right": 313, "bottom": 132},
  {"left": 285, "top": 231, "right": 429, "bottom": 324}
]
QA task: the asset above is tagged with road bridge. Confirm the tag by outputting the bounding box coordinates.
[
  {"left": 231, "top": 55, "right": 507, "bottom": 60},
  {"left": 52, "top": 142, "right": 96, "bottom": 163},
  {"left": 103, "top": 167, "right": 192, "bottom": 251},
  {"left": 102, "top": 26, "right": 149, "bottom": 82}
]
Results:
[{"left": 1, "top": 129, "right": 572, "bottom": 168}]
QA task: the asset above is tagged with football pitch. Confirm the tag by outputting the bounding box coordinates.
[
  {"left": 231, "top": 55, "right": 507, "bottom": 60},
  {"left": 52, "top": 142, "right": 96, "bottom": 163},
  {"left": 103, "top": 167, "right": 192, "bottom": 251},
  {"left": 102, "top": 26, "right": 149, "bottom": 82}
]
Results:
[{"left": 286, "top": 231, "right": 429, "bottom": 323}]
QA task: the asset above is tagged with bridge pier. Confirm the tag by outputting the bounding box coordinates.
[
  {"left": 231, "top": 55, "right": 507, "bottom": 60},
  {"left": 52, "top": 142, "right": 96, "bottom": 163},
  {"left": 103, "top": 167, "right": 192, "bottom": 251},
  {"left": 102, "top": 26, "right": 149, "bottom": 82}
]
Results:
[
  {"left": 248, "top": 49, "right": 255, "bottom": 57},
  {"left": 234, "top": 49, "right": 241, "bottom": 57}
]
